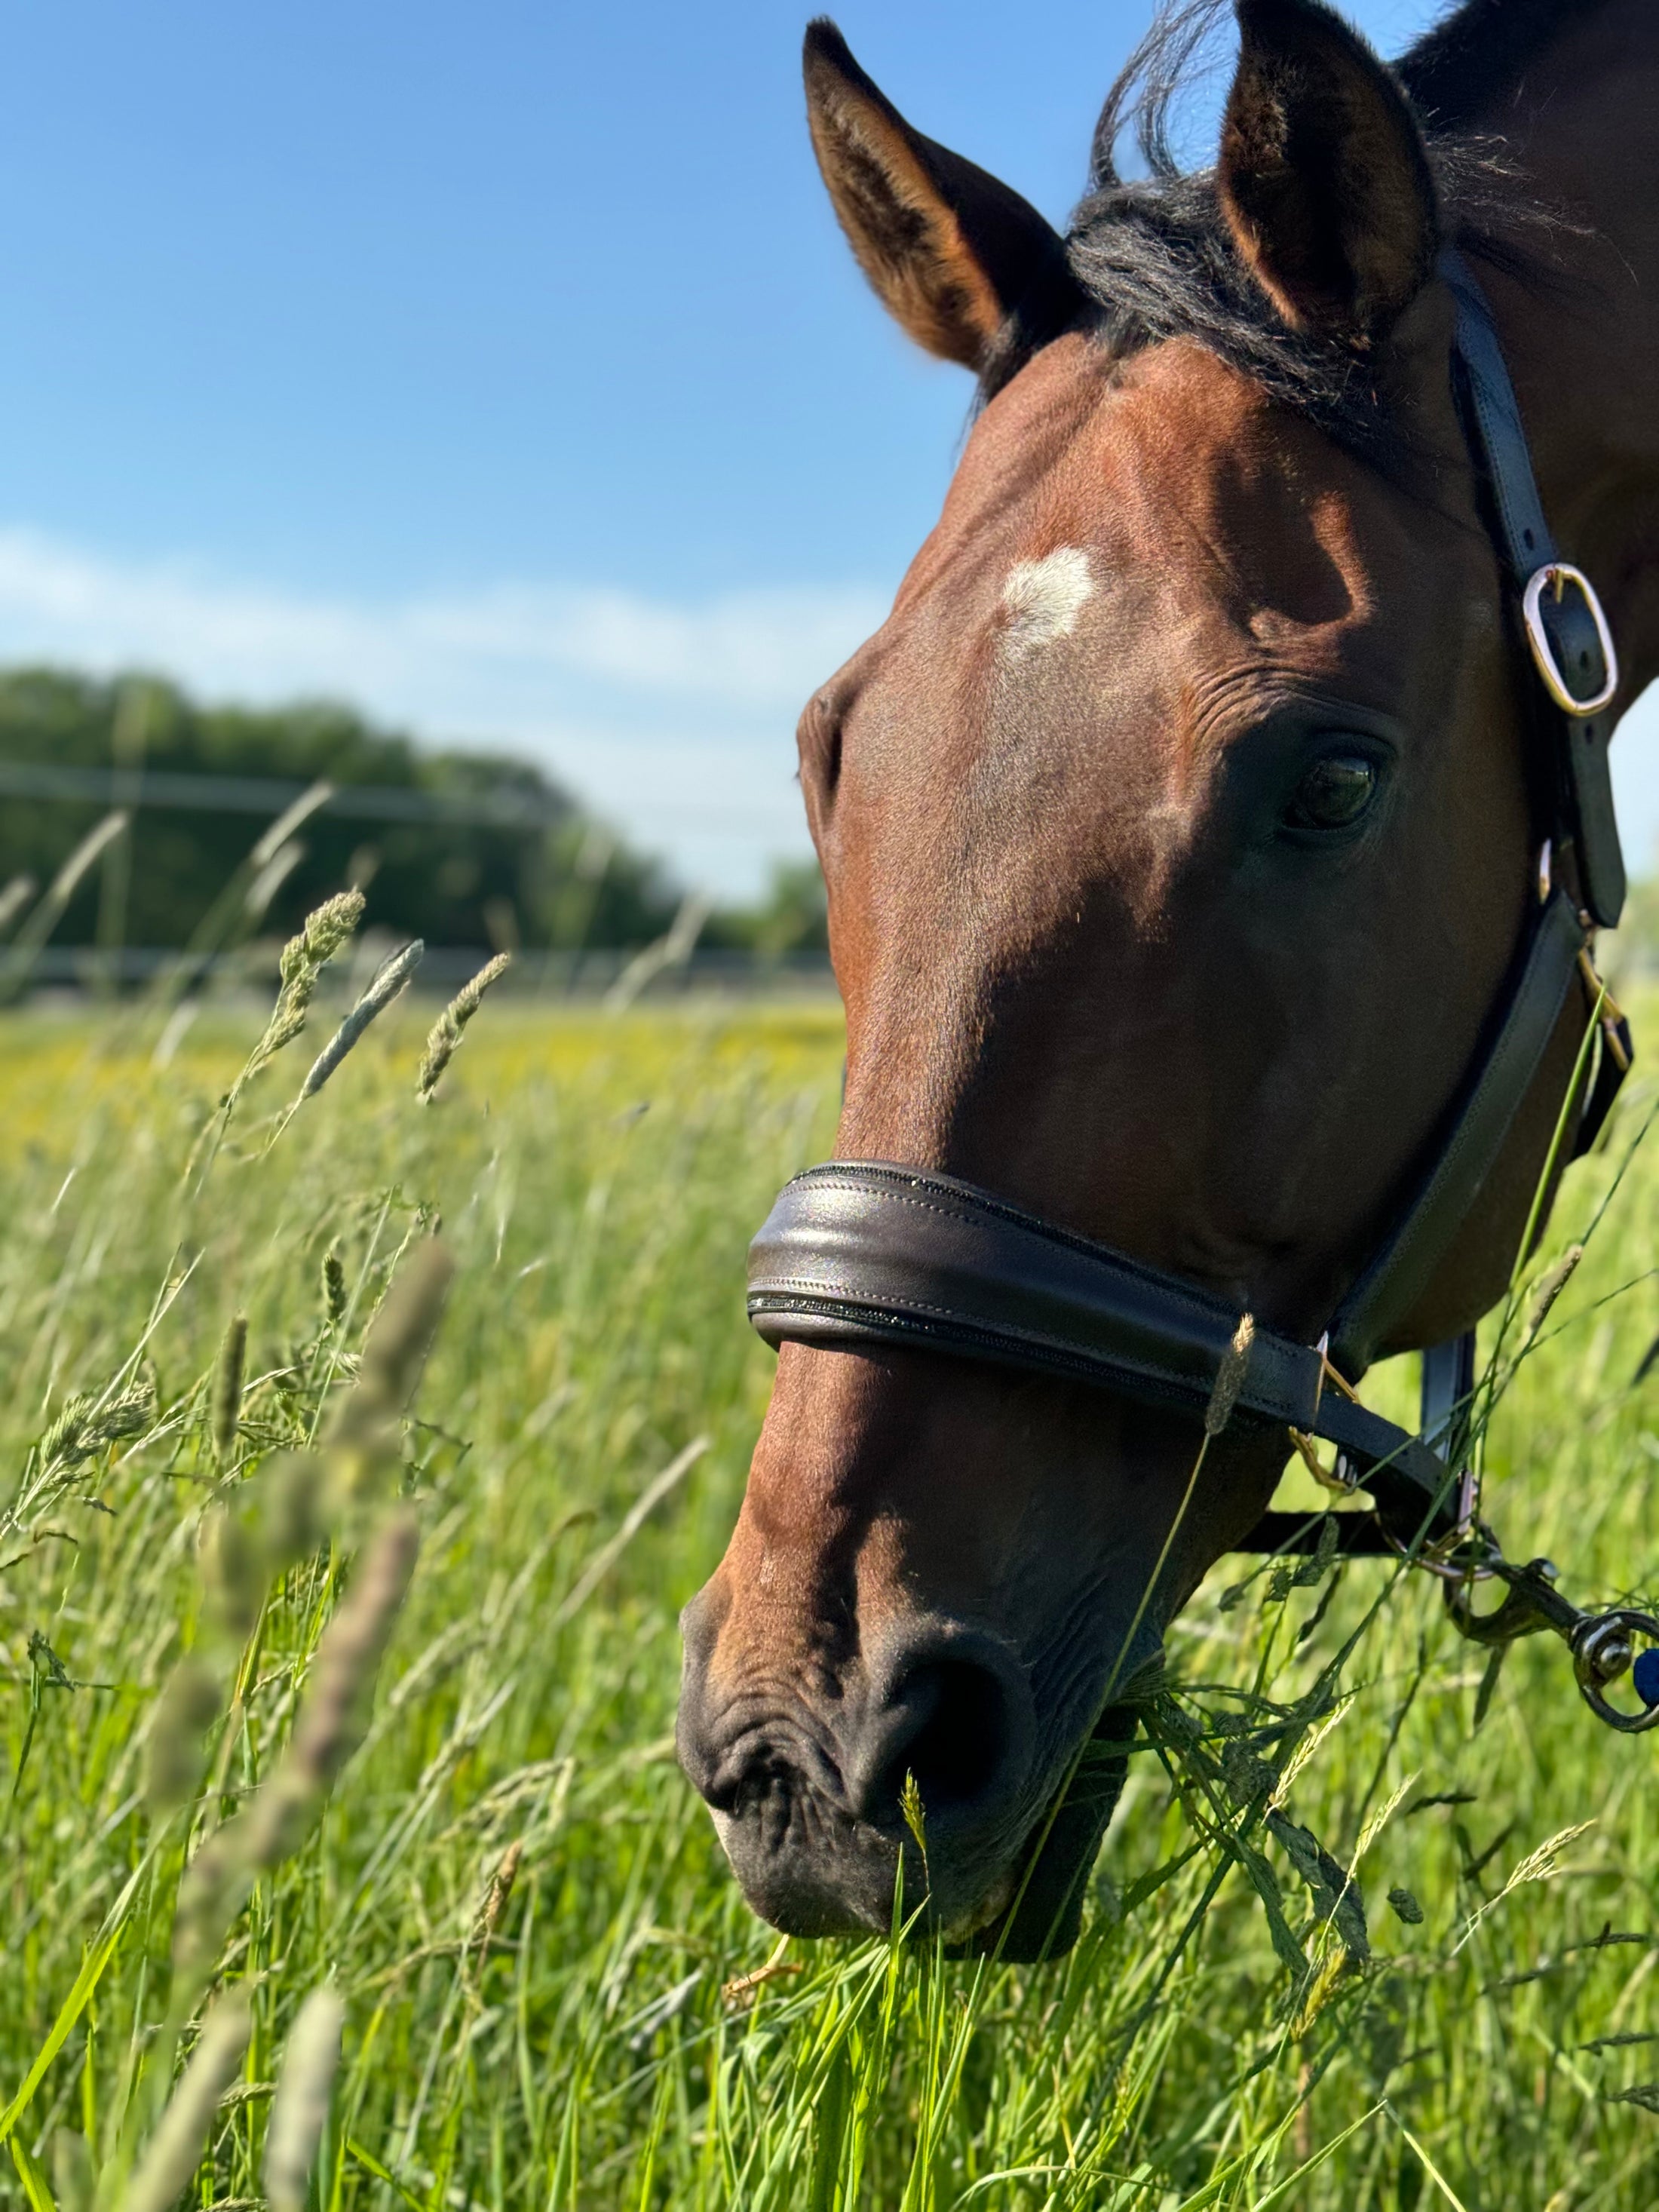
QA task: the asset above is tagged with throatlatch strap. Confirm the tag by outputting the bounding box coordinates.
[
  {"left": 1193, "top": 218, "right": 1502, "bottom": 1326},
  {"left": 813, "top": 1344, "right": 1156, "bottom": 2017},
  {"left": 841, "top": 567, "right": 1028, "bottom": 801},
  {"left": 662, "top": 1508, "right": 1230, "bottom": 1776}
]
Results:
[{"left": 1325, "top": 889, "right": 1584, "bottom": 1374}]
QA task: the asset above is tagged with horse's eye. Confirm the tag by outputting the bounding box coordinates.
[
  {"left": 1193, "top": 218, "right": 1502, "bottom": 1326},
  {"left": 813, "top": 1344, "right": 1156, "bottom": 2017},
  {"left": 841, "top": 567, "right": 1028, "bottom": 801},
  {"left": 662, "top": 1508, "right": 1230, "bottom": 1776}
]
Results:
[{"left": 1283, "top": 752, "right": 1378, "bottom": 834}]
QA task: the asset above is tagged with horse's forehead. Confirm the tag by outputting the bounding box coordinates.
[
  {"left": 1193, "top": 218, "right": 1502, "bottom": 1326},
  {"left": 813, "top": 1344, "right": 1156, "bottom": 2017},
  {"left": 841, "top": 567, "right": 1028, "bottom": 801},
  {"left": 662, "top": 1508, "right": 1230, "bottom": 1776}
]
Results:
[
  {"left": 877, "top": 335, "right": 1429, "bottom": 737},
  {"left": 839, "top": 341, "right": 1446, "bottom": 906},
  {"left": 921, "top": 342, "right": 1378, "bottom": 621}
]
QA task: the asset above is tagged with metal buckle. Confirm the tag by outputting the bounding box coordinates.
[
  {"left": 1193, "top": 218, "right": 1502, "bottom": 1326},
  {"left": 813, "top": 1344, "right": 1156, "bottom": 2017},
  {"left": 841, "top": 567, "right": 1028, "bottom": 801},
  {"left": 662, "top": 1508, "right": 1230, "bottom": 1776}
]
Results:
[{"left": 1523, "top": 563, "right": 1620, "bottom": 716}]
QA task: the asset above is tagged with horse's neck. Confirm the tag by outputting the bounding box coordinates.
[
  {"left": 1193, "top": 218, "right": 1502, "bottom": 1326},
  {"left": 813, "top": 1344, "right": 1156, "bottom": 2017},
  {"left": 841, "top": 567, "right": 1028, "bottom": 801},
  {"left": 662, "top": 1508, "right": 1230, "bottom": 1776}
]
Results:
[{"left": 1470, "top": 0, "right": 1659, "bottom": 694}]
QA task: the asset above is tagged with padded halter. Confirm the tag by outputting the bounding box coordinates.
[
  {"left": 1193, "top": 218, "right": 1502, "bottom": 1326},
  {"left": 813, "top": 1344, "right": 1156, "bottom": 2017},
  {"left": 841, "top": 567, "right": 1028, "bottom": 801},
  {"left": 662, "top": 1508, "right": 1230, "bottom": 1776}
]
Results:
[{"left": 746, "top": 253, "right": 1633, "bottom": 1566}]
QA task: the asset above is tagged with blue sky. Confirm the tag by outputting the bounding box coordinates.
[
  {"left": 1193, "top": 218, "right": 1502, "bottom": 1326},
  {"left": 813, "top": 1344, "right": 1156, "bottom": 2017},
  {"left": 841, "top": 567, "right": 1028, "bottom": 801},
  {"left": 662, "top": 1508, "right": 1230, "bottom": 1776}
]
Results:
[{"left": 0, "top": 0, "right": 1651, "bottom": 897}]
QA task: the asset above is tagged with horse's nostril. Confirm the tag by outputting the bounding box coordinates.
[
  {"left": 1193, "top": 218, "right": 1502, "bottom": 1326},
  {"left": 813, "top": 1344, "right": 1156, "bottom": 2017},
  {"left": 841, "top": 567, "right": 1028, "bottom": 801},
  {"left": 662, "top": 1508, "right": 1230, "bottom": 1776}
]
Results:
[
  {"left": 903, "top": 1661, "right": 1007, "bottom": 1802},
  {"left": 855, "top": 1646, "right": 1032, "bottom": 1827}
]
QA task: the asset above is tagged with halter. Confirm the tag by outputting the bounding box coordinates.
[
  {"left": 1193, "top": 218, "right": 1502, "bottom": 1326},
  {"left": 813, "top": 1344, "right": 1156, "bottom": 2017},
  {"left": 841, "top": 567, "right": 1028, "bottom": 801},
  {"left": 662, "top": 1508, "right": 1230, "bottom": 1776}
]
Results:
[{"left": 747, "top": 252, "right": 1655, "bottom": 1731}]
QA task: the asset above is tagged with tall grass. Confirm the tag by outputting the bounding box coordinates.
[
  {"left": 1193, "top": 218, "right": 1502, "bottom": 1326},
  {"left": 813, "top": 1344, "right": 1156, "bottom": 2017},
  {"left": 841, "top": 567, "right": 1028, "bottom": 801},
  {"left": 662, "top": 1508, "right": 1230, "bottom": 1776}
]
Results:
[{"left": 1, "top": 981, "right": 1657, "bottom": 2209}]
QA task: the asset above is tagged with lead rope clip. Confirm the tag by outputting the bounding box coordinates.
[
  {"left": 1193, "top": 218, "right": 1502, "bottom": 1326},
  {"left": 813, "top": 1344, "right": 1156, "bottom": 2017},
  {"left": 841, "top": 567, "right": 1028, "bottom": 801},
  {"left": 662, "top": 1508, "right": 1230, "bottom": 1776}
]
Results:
[{"left": 1443, "top": 1552, "right": 1659, "bottom": 1732}]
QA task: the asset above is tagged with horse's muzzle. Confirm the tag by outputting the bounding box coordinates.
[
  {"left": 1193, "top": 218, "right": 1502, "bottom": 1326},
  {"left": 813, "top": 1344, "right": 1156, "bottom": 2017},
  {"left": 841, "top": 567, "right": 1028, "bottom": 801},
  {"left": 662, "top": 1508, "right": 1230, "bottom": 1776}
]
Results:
[{"left": 676, "top": 1588, "right": 1130, "bottom": 1956}]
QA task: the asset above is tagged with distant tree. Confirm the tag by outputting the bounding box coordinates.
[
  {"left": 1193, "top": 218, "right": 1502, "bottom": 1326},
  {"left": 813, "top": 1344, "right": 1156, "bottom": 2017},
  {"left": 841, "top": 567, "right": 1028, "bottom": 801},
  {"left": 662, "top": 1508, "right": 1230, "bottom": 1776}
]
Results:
[
  {"left": 1607, "top": 864, "right": 1659, "bottom": 986},
  {"left": 0, "top": 667, "right": 683, "bottom": 950},
  {"left": 706, "top": 859, "right": 829, "bottom": 958}
]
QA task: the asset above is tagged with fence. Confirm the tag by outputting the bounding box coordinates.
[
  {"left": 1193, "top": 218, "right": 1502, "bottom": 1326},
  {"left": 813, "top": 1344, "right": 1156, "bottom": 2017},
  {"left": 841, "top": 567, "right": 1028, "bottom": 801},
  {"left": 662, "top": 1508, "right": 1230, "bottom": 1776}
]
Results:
[{"left": 17, "top": 941, "right": 837, "bottom": 1001}]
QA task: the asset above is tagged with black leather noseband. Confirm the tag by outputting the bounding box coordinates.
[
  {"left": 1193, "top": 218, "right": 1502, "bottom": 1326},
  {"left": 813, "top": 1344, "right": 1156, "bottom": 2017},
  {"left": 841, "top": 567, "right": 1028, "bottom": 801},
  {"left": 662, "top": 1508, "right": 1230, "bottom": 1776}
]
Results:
[
  {"left": 749, "top": 1161, "right": 1450, "bottom": 1557},
  {"left": 744, "top": 256, "right": 1653, "bottom": 1723}
]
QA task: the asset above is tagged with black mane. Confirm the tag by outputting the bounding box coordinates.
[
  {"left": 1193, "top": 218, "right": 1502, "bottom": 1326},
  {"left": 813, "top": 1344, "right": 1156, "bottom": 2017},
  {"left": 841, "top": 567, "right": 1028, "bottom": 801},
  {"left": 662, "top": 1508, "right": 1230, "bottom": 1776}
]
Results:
[{"left": 1051, "top": 0, "right": 1607, "bottom": 461}]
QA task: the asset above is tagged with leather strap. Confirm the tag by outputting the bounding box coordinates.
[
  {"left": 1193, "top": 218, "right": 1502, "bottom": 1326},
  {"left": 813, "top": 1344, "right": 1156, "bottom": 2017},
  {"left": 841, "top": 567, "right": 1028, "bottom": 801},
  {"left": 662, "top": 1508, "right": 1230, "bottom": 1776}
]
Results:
[
  {"left": 1326, "top": 888, "right": 1584, "bottom": 1372},
  {"left": 1420, "top": 1330, "right": 1477, "bottom": 1462},
  {"left": 1442, "top": 250, "right": 1627, "bottom": 927},
  {"left": 749, "top": 1162, "right": 1463, "bottom": 1550},
  {"left": 750, "top": 1161, "right": 1326, "bottom": 1422}
]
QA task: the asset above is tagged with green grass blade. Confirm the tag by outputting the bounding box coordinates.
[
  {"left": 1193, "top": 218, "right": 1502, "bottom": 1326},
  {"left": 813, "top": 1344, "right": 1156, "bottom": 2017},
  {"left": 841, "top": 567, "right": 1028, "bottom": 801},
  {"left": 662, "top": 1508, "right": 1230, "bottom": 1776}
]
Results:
[
  {"left": 8, "top": 2133, "right": 60, "bottom": 2211},
  {"left": 0, "top": 1855, "right": 149, "bottom": 2147}
]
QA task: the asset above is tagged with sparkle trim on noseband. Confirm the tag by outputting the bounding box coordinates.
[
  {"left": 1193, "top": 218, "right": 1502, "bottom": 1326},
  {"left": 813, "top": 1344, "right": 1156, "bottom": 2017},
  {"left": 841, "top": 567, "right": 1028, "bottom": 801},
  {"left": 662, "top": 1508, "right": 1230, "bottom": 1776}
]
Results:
[{"left": 747, "top": 254, "right": 1652, "bottom": 1730}]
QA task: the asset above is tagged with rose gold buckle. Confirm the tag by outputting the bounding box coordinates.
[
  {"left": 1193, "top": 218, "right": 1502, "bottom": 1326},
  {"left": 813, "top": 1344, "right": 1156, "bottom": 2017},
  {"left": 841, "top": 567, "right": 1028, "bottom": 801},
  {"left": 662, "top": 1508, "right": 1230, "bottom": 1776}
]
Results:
[{"left": 1522, "top": 563, "right": 1619, "bottom": 716}]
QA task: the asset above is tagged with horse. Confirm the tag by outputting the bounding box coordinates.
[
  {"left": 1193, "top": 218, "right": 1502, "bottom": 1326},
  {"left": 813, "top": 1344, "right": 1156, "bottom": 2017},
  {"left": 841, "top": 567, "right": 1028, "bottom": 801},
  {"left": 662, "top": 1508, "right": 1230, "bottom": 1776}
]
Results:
[{"left": 677, "top": 0, "right": 1659, "bottom": 1960}]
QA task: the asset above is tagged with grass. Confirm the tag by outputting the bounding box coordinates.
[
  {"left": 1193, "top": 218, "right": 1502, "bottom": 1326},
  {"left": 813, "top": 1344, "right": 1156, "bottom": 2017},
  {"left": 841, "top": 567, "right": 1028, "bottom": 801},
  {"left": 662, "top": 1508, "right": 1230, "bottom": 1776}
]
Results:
[{"left": 2, "top": 968, "right": 1658, "bottom": 2210}]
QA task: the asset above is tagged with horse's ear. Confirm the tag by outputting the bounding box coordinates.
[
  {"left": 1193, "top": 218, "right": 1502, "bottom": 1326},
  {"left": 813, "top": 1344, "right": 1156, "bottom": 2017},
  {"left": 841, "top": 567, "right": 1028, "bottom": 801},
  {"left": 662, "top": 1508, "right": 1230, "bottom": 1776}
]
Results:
[
  {"left": 804, "top": 19, "right": 1082, "bottom": 373},
  {"left": 1217, "top": 0, "right": 1438, "bottom": 341}
]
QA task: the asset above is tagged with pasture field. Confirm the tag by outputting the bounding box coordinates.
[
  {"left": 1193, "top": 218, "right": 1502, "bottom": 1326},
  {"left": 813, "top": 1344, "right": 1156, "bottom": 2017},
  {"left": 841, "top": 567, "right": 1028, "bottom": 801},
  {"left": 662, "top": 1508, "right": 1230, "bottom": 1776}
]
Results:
[{"left": 2, "top": 973, "right": 1659, "bottom": 2210}]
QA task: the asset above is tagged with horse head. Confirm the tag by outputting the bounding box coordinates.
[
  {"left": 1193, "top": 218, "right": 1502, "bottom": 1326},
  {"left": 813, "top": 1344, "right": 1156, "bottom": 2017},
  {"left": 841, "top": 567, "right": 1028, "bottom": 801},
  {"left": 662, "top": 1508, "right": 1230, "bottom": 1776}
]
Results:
[{"left": 679, "top": 0, "right": 1640, "bottom": 1957}]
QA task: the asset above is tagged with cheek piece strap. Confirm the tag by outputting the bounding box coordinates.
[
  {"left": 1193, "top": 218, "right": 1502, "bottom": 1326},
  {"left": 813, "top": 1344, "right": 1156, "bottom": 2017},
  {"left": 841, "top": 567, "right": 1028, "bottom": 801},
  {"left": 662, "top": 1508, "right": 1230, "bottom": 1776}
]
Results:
[{"left": 746, "top": 254, "right": 1652, "bottom": 1732}]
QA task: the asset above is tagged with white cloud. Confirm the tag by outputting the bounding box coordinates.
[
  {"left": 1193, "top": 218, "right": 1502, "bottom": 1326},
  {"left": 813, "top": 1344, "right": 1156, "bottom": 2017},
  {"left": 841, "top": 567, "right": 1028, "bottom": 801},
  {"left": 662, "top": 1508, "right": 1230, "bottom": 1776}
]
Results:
[
  {"left": 0, "top": 527, "right": 886, "bottom": 716},
  {"left": 0, "top": 525, "right": 888, "bottom": 894},
  {"left": 416, "top": 582, "right": 885, "bottom": 707}
]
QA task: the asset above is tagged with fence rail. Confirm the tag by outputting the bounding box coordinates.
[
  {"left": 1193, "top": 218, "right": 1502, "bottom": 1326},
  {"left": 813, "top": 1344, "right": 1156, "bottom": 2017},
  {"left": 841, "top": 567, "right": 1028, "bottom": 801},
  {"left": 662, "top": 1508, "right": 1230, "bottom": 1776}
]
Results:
[
  {"left": 17, "top": 942, "right": 838, "bottom": 999},
  {"left": 0, "top": 759, "right": 564, "bottom": 831}
]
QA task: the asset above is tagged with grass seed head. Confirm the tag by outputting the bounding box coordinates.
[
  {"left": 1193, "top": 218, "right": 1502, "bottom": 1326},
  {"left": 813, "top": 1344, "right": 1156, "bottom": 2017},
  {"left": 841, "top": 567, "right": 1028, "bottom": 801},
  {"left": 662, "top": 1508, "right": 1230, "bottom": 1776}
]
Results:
[
  {"left": 173, "top": 1507, "right": 421, "bottom": 2001},
  {"left": 299, "top": 888, "right": 367, "bottom": 965},
  {"left": 1286, "top": 1944, "right": 1357, "bottom": 2042},
  {"left": 200, "top": 1505, "right": 268, "bottom": 1643},
  {"left": 1205, "top": 1313, "right": 1255, "bottom": 1437},
  {"left": 210, "top": 1314, "right": 247, "bottom": 1466},
  {"left": 299, "top": 937, "right": 425, "bottom": 1102},
  {"left": 38, "top": 1392, "right": 95, "bottom": 1468},
  {"left": 228, "top": 888, "right": 366, "bottom": 1106},
  {"left": 315, "top": 1240, "right": 452, "bottom": 1526},
  {"left": 145, "top": 1655, "right": 224, "bottom": 1816},
  {"left": 899, "top": 1771, "right": 928, "bottom": 1859},
  {"left": 322, "top": 1244, "right": 348, "bottom": 1328},
  {"left": 38, "top": 1376, "right": 158, "bottom": 1474},
  {"left": 471, "top": 1836, "right": 525, "bottom": 1951},
  {"left": 280, "top": 1506, "right": 421, "bottom": 1799},
  {"left": 97, "top": 1375, "right": 159, "bottom": 1446},
  {"left": 261, "top": 1451, "right": 332, "bottom": 1575},
  {"left": 121, "top": 1990, "right": 252, "bottom": 2212},
  {"left": 1526, "top": 1243, "right": 1584, "bottom": 1342},
  {"left": 416, "top": 950, "right": 511, "bottom": 1103},
  {"left": 1292, "top": 1512, "right": 1342, "bottom": 1588},
  {"left": 0, "top": 872, "right": 36, "bottom": 936},
  {"left": 264, "top": 1987, "right": 345, "bottom": 2212},
  {"left": 349, "top": 1240, "right": 455, "bottom": 1424}
]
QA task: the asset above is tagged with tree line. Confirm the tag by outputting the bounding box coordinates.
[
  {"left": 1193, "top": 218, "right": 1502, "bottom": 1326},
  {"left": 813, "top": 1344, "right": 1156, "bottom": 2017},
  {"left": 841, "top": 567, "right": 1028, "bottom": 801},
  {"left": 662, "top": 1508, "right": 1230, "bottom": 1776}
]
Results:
[{"left": 0, "top": 667, "right": 827, "bottom": 956}]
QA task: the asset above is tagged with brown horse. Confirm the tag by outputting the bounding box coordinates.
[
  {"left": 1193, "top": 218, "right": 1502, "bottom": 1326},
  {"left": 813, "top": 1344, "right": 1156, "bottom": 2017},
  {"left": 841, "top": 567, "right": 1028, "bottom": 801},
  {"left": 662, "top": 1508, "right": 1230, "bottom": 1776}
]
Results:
[{"left": 678, "top": 0, "right": 1659, "bottom": 1958}]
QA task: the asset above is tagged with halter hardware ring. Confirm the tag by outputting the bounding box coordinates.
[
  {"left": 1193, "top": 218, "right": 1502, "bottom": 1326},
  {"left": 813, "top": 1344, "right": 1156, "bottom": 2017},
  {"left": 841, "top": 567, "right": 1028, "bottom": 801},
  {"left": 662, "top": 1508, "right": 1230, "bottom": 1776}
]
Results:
[
  {"left": 1442, "top": 1553, "right": 1659, "bottom": 1733},
  {"left": 1571, "top": 1609, "right": 1659, "bottom": 1733},
  {"left": 1523, "top": 563, "right": 1620, "bottom": 716}
]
